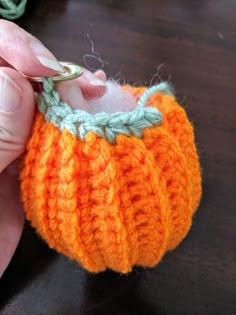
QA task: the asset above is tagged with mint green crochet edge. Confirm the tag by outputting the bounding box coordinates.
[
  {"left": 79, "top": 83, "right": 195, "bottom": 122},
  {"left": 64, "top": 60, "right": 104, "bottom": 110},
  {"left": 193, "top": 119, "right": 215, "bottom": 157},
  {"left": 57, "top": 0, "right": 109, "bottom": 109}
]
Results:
[
  {"left": 0, "top": 0, "right": 27, "bottom": 20},
  {"left": 38, "top": 78, "right": 173, "bottom": 143}
]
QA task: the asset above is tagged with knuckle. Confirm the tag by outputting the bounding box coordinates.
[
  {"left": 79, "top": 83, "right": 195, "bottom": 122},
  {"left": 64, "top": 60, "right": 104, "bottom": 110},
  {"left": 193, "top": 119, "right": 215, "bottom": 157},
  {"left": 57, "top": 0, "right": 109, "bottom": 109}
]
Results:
[{"left": 0, "top": 125, "right": 24, "bottom": 153}]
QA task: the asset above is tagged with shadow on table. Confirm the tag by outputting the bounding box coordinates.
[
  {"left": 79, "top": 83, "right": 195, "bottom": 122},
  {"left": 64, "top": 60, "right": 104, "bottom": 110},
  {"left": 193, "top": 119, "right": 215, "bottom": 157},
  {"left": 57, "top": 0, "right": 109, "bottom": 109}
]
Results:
[
  {"left": 82, "top": 267, "right": 164, "bottom": 315},
  {"left": 0, "top": 222, "right": 57, "bottom": 310}
]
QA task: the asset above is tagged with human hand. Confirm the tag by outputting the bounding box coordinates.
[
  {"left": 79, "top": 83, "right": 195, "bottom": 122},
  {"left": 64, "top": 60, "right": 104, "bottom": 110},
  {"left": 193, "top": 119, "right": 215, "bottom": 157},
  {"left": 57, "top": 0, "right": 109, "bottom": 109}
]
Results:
[{"left": 0, "top": 20, "right": 107, "bottom": 277}]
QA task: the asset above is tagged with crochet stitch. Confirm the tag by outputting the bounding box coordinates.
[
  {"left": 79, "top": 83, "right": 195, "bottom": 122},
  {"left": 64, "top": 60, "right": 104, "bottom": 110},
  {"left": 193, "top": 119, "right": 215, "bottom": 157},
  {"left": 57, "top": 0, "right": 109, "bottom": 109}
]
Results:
[
  {"left": 20, "top": 80, "right": 202, "bottom": 273},
  {"left": 39, "top": 79, "right": 172, "bottom": 143}
]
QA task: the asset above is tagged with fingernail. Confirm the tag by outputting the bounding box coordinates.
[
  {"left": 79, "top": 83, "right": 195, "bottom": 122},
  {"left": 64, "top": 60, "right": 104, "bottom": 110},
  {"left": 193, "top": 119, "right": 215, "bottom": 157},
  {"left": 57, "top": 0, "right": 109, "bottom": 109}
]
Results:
[
  {"left": 31, "top": 41, "right": 64, "bottom": 72},
  {"left": 36, "top": 56, "right": 64, "bottom": 72},
  {"left": 0, "top": 71, "right": 22, "bottom": 112},
  {"left": 90, "top": 79, "right": 106, "bottom": 87},
  {"left": 95, "top": 69, "right": 107, "bottom": 80},
  {"left": 83, "top": 70, "right": 107, "bottom": 88},
  {"left": 96, "top": 69, "right": 106, "bottom": 76}
]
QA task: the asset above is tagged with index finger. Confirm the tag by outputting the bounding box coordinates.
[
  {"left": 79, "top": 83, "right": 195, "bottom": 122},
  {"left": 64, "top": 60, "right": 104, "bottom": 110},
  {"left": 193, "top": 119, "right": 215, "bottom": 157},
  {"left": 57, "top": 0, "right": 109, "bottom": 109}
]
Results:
[{"left": 0, "top": 20, "right": 64, "bottom": 76}]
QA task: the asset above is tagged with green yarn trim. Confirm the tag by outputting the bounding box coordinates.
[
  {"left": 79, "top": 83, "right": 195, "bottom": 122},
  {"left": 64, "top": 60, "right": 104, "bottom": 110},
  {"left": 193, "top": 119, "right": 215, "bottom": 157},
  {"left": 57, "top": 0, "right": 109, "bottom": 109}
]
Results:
[
  {"left": 38, "top": 78, "right": 173, "bottom": 143},
  {"left": 0, "top": 0, "right": 27, "bottom": 20}
]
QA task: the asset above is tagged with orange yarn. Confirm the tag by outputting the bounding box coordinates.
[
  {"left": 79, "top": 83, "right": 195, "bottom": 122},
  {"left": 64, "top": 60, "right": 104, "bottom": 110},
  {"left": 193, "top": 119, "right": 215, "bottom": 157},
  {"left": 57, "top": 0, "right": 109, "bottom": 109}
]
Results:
[{"left": 20, "top": 86, "right": 201, "bottom": 273}]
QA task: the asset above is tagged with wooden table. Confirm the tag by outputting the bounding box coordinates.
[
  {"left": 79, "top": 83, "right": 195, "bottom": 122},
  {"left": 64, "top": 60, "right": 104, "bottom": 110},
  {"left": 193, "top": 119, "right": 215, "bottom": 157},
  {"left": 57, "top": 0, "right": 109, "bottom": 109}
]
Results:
[{"left": 0, "top": 1, "right": 235, "bottom": 314}]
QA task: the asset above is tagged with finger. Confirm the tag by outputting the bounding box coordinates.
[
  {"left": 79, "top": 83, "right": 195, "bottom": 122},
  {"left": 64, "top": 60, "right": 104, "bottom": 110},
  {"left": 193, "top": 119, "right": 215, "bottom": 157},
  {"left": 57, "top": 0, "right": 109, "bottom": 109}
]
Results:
[
  {"left": 56, "top": 80, "right": 88, "bottom": 111},
  {"left": 56, "top": 69, "right": 108, "bottom": 108},
  {"left": 0, "top": 20, "right": 108, "bottom": 100},
  {"left": 0, "top": 20, "right": 64, "bottom": 76},
  {"left": 0, "top": 67, "right": 35, "bottom": 172},
  {"left": 76, "top": 68, "right": 107, "bottom": 100},
  {"left": 0, "top": 57, "right": 10, "bottom": 67},
  {"left": 0, "top": 166, "right": 24, "bottom": 278},
  {"left": 94, "top": 69, "right": 107, "bottom": 82}
]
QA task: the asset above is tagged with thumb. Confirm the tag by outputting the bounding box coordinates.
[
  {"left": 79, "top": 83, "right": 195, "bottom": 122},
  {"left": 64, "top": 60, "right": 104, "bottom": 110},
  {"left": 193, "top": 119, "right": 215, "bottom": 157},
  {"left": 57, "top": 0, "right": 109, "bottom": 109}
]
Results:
[{"left": 0, "top": 67, "right": 35, "bottom": 173}]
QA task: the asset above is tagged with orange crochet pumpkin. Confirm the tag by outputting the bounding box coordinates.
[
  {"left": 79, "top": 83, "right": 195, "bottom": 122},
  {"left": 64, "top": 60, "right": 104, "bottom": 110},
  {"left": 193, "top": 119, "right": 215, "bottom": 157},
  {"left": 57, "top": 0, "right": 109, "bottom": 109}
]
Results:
[{"left": 20, "top": 79, "right": 201, "bottom": 273}]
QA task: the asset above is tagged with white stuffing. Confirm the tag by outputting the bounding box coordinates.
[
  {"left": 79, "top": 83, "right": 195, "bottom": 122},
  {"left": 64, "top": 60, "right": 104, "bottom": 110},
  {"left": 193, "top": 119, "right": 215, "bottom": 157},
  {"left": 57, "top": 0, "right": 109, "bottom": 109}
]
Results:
[{"left": 86, "top": 80, "right": 137, "bottom": 114}]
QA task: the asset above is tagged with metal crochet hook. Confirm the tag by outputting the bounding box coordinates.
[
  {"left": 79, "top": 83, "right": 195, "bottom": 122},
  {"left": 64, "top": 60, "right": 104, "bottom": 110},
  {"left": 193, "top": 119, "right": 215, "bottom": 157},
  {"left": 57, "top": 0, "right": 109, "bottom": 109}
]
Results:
[{"left": 23, "top": 62, "right": 84, "bottom": 83}]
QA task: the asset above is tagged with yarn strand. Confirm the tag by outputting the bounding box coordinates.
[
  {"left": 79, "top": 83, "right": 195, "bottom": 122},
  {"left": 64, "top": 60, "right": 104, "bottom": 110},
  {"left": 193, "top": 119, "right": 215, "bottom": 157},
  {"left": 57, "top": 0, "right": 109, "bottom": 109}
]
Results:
[
  {"left": 38, "top": 78, "right": 173, "bottom": 143},
  {"left": 136, "top": 82, "right": 174, "bottom": 109},
  {"left": 0, "top": 0, "right": 27, "bottom": 20}
]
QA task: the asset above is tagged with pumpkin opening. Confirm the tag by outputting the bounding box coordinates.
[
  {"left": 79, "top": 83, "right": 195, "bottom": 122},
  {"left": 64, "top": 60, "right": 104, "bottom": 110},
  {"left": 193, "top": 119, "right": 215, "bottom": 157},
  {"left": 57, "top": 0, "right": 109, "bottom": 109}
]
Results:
[
  {"left": 86, "top": 81, "right": 137, "bottom": 114},
  {"left": 39, "top": 79, "right": 166, "bottom": 143}
]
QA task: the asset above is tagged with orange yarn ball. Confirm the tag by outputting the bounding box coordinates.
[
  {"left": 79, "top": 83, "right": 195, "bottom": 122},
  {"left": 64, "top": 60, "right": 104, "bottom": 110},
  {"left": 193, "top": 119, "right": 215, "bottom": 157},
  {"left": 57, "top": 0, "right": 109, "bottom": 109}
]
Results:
[{"left": 20, "top": 85, "right": 201, "bottom": 273}]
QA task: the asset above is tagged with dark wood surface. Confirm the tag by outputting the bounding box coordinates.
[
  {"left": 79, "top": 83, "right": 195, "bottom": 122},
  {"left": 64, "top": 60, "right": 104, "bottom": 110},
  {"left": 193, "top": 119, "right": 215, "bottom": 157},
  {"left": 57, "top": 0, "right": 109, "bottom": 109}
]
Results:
[{"left": 0, "top": 0, "right": 236, "bottom": 314}]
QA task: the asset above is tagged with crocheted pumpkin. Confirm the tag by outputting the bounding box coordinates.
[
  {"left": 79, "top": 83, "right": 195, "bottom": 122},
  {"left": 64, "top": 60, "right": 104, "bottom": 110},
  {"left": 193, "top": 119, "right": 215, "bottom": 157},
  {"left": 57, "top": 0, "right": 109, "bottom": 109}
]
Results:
[{"left": 20, "top": 79, "right": 201, "bottom": 273}]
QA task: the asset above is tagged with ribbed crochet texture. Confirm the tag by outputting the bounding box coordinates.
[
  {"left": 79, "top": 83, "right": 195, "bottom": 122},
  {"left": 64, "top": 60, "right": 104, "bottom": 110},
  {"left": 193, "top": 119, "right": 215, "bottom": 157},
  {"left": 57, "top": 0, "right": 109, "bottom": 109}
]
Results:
[{"left": 20, "top": 81, "right": 202, "bottom": 273}]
